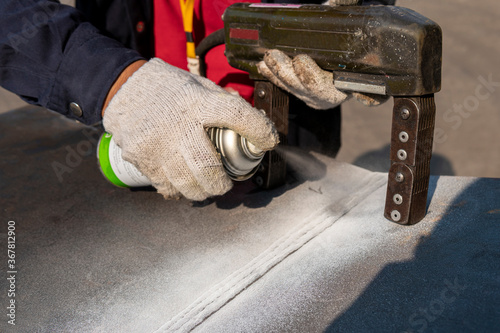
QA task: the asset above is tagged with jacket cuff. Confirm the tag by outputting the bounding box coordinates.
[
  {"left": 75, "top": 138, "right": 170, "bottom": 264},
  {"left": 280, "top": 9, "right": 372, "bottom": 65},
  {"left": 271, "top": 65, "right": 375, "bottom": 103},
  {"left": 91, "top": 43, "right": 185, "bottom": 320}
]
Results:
[{"left": 49, "top": 22, "right": 144, "bottom": 125}]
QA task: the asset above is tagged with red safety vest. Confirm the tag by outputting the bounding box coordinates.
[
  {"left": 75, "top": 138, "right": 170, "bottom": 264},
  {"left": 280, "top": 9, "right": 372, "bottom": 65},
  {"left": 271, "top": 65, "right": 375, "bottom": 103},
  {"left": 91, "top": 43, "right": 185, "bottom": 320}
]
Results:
[{"left": 154, "top": 0, "right": 259, "bottom": 103}]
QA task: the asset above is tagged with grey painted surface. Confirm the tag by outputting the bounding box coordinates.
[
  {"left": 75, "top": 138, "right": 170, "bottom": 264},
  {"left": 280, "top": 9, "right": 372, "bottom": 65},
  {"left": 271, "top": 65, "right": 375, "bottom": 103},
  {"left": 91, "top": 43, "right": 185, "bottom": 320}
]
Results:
[
  {"left": 0, "top": 107, "right": 498, "bottom": 332},
  {"left": 1, "top": 0, "right": 500, "bottom": 178},
  {"left": 0, "top": 88, "right": 27, "bottom": 114},
  {"left": 199, "top": 176, "right": 500, "bottom": 333}
]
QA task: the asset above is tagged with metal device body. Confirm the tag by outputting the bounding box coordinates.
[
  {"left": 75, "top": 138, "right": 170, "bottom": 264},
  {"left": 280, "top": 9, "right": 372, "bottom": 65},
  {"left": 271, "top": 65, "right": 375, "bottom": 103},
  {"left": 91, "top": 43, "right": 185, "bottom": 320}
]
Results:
[
  {"left": 223, "top": 3, "right": 442, "bottom": 224},
  {"left": 223, "top": 4, "right": 441, "bottom": 96}
]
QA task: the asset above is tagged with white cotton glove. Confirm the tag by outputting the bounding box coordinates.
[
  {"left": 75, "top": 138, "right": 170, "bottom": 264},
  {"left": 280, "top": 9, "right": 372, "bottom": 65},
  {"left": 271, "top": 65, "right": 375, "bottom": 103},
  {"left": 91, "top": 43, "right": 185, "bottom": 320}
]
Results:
[
  {"left": 257, "top": 49, "right": 349, "bottom": 110},
  {"left": 257, "top": 50, "right": 389, "bottom": 109},
  {"left": 103, "top": 58, "right": 279, "bottom": 201},
  {"left": 255, "top": 0, "right": 386, "bottom": 109}
]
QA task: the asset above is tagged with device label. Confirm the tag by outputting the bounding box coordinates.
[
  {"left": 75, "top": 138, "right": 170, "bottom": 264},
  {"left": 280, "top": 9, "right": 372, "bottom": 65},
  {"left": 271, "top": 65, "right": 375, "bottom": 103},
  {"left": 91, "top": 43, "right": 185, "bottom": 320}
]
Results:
[{"left": 229, "top": 28, "right": 259, "bottom": 40}]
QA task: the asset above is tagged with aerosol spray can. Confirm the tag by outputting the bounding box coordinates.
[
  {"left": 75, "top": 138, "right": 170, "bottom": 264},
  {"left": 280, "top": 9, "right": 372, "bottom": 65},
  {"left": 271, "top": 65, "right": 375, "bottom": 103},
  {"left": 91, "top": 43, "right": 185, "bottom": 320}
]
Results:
[{"left": 97, "top": 129, "right": 265, "bottom": 188}]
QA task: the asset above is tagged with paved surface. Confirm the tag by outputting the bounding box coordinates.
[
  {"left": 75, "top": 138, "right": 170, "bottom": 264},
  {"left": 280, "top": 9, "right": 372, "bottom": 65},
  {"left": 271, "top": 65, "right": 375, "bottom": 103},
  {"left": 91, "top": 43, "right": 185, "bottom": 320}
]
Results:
[
  {"left": 1, "top": 0, "right": 499, "bottom": 178},
  {"left": 0, "top": 107, "right": 499, "bottom": 332}
]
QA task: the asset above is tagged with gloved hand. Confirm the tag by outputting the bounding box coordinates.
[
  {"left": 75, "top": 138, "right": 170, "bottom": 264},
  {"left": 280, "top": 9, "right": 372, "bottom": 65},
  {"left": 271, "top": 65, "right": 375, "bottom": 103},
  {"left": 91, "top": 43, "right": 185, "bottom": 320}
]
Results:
[
  {"left": 257, "top": 49, "right": 349, "bottom": 110},
  {"left": 103, "top": 58, "right": 279, "bottom": 201},
  {"left": 257, "top": 49, "right": 389, "bottom": 109}
]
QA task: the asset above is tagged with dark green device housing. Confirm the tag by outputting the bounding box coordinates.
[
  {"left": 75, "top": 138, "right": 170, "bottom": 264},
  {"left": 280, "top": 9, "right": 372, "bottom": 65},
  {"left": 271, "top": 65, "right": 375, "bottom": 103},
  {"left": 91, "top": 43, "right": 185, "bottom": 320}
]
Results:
[
  {"left": 222, "top": 4, "right": 442, "bottom": 225},
  {"left": 223, "top": 3, "right": 441, "bottom": 96}
]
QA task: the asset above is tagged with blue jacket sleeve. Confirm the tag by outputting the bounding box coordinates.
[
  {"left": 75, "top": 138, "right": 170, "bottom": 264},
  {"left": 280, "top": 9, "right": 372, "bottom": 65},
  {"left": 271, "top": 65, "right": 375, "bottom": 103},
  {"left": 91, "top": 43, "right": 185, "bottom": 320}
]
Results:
[{"left": 0, "top": 0, "right": 144, "bottom": 124}]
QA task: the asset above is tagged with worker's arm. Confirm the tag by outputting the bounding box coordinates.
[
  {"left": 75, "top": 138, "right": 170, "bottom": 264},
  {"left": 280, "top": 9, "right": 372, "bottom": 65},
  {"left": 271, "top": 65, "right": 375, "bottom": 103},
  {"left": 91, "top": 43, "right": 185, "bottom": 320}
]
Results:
[
  {"left": 0, "top": 1, "right": 278, "bottom": 202},
  {"left": 0, "top": 0, "right": 144, "bottom": 124}
]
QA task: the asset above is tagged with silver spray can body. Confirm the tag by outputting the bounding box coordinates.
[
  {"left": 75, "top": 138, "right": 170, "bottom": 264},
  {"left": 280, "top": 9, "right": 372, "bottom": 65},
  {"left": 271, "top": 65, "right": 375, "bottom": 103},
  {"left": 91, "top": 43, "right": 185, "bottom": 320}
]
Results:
[
  {"left": 207, "top": 127, "right": 264, "bottom": 181},
  {"left": 97, "top": 128, "right": 264, "bottom": 187}
]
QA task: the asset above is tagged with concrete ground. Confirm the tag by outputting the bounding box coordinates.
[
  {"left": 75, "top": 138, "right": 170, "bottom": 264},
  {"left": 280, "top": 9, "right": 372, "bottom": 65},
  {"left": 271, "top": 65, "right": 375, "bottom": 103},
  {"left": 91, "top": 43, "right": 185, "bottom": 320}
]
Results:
[{"left": 1, "top": 0, "right": 499, "bottom": 178}]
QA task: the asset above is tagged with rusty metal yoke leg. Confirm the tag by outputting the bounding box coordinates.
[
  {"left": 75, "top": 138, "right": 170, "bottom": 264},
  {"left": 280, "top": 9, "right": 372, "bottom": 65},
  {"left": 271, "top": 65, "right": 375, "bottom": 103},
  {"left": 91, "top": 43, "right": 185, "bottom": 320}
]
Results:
[
  {"left": 252, "top": 80, "right": 436, "bottom": 225},
  {"left": 253, "top": 81, "right": 289, "bottom": 189},
  {"left": 384, "top": 95, "right": 436, "bottom": 225}
]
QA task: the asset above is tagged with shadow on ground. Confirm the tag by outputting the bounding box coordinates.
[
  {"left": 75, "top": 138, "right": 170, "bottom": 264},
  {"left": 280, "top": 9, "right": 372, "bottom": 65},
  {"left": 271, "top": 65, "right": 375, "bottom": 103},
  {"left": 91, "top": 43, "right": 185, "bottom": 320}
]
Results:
[
  {"left": 352, "top": 144, "right": 455, "bottom": 176},
  {"left": 326, "top": 178, "right": 500, "bottom": 332}
]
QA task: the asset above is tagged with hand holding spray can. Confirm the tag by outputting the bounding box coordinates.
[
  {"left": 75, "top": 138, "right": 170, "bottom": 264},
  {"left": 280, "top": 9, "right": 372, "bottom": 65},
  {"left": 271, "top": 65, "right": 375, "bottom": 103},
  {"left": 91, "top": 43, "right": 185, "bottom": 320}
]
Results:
[{"left": 97, "top": 129, "right": 265, "bottom": 188}]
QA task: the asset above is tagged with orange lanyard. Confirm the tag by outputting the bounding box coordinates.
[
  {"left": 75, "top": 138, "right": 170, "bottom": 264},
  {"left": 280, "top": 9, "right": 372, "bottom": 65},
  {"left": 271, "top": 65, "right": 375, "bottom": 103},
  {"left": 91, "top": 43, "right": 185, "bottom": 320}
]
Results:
[{"left": 179, "top": 0, "right": 196, "bottom": 59}]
